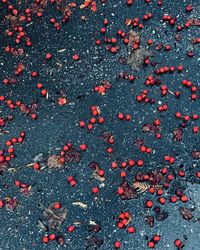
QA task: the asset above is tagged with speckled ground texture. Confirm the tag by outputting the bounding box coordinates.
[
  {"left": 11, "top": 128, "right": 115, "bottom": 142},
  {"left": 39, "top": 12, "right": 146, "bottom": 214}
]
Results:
[{"left": 0, "top": 0, "right": 200, "bottom": 250}]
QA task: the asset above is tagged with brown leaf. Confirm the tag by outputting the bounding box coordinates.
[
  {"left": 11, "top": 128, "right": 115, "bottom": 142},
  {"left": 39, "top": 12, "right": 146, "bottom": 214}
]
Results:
[
  {"left": 99, "top": 132, "right": 113, "bottom": 143},
  {"left": 20, "top": 104, "right": 30, "bottom": 115},
  {"left": 0, "top": 162, "right": 8, "bottom": 175},
  {"left": 142, "top": 123, "right": 159, "bottom": 134},
  {"left": 65, "top": 148, "right": 81, "bottom": 163},
  {"left": 173, "top": 128, "right": 183, "bottom": 142},
  {"left": 144, "top": 215, "right": 154, "bottom": 227},
  {"left": 30, "top": 102, "right": 38, "bottom": 113},
  {"left": 5, "top": 197, "right": 18, "bottom": 210},
  {"left": 191, "top": 150, "right": 200, "bottom": 159},
  {"left": 120, "top": 181, "right": 138, "bottom": 200},
  {"left": 20, "top": 185, "right": 32, "bottom": 196},
  {"left": 179, "top": 207, "right": 193, "bottom": 220},
  {"left": 155, "top": 210, "right": 168, "bottom": 221},
  {"left": 86, "top": 236, "right": 104, "bottom": 249}
]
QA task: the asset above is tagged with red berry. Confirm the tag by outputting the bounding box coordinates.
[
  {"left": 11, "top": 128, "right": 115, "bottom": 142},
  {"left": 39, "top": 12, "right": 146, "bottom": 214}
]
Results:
[
  {"left": 148, "top": 241, "right": 155, "bottom": 248},
  {"left": 196, "top": 172, "right": 200, "bottom": 178},
  {"left": 177, "top": 65, "right": 183, "bottom": 72},
  {"left": 0, "top": 199, "right": 4, "bottom": 208},
  {"left": 42, "top": 236, "right": 49, "bottom": 244},
  {"left": 137, "top": 159, "right": 144, "bottom": 167},
  {"left": 49, "top": 234, "right": 56, "bottom": 240},
  {"left": 33, "top": 162, "right": 40, "bottom": 170},
  {"left": 159, "top": 197, "right": 166, "bottom": 205},
  {"left": 146, "top": 200, "right": 153, "bottom": 208},
  {"left": 70, "top": 180, "right": 77, "bottom": 187},
  {"left": 170, "top": 196, "right": 177, "bottom": 203},
  {"left": 175, "top": 112, "right": 181, "bottom": 118},
  {"left": 72, "top": 54, "right": 80, "bottom": 60},
  {"left": 67, "top": 175, "right": 74, "bottom": 182},
  {"left": 45, "top": 53, "right": 52, "bottom": 60},
  {"left": 117, "top": 187, "right": 124, "bottom": 195},
  {"left": 67, "top": 225, "right": 75, "bottom": 232},
  {"left": 117, "top": 222, "right": 124, "bottom": 229},
  {"left": 114, "top": 241, "right": 121, "bottom": 249},
  {"left": 80, "top": 144, "right": 87, "bottom": 151},
  {"left": 92, "top": 186, "right": 99, "bottom": 194},
  {"left": 174, "top": 239, "right": 182, "bottom": 247},
  {"left": 127, "top": 226, "right": 135, "bottom": 234},
  {"left": 31, "top": 113, "right": 37, "bottom": 119},
  {"left": 181, "top": 195, "right": 188, "bottom": 203},
  {"left": 14, "top": 180, "right": 21, "bottom": 187},
  {"left": 53, "top": 202, "right": 61, "bottom": 209},
  {"left": 193, "top": 126, "right": 199, "bottom": 134},
  {"left": 118, "top": 113, "right": 124, "bottom": 120},
  {"left": 153, "top": 234, "right": 160, "bottom": 242}
]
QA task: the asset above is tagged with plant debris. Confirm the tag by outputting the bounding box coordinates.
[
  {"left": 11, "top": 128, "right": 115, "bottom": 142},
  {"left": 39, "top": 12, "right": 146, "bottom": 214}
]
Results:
[
  {"left": 179, "top": 207, "right": 193, "bottom": 221},
  {"left": 40, "top": 203, "right": 68, "bottom": 231},
  {"left": 127, "top": 48, "right": 153, "bottom": 71},
  {"left": 72, "top": 201, "right": 88, "bottom": 210},
  {"left": 47, "top": 155, "right": 64, "bottom": 169}
]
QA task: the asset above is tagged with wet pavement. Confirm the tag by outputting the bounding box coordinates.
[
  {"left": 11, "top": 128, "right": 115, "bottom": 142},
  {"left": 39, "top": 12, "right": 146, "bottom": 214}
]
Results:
[{"left": 0, "top": 0, "right": 200, "bottom": 249}]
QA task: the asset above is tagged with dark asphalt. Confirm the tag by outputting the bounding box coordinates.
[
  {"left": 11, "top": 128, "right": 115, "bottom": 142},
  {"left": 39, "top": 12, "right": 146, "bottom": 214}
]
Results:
[{"left": 0, "top": 0, "right": 200, "bottom": 249}]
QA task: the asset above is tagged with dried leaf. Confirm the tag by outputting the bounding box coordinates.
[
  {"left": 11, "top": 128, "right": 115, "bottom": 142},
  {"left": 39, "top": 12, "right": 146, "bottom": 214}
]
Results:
[
  {"left": 88, "top": 222, "right": 101, "bottom": 233},
  {"left": 30, "top": 102, "right": 38, "bottom": 113},
  {"left": 37, "top": 219, "right": 48, "bottom": 231},
  {"left": 149, "top": 170, "right": 164, "bottom": 186},
  {"left": 56, "top": 236, "right": 65, "bottom": 246},
  {"left": 120, "top": 181, "right": 138, "bottom": 200},
  {"left": 99, "top": 132, "right": 114, "bottom": 144},
  {"left": 142, "top": 123, "right": 159, "bottom": 134},
  {"left": 65, "top": 148, "right": 81, "bottom": 163},
  {"left": 42, "top": 203, "right": 68, "bottom": 230},
  {"left": 173, "top": 128, "right": 183, "bottom": 142},
  {"left": 179, "top": 207, "right": 193, "bottom": 220},
  {"left": 144, "top": 215, "right": 154, "bottom": 227},
  {"left": 189, "top": 19, "right": 200, "bottom": 26},
  {"left": 86, "top": 236, "right": 103, "bottom": 249},
  {"left": 20, "top": 185, "right": 32, "bottom": 196},
  {"left": 20, "top": 104, "right": 30, "bottom": 115},
  {"left": 155, "top": 210, "right": 168, "bottom": 221},
  {"left": 47, "top": 155, "right": 64, "bottom": 169},
  {"left": 0, "top": 162, "right": 8, "bottom": 175},
  {"left": 127, "top": 48, "right": 152, "bottom": 71},
  {"left": 128, "top": 30, "right": 139, "bottom": 46},
  {"left": 191, "top": 150, "right": 200, "bottom": 159},
  {"left": 5, "top": 197, "right": 18, "bottom": 211},
  {"left": 134, "top": 138, "right": 144, "bottom": 148},
  {"left": 132, "top": 181, "right": 150, "bottom": 193}
]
